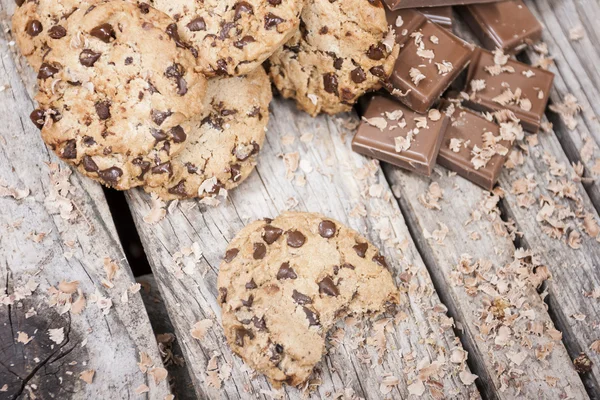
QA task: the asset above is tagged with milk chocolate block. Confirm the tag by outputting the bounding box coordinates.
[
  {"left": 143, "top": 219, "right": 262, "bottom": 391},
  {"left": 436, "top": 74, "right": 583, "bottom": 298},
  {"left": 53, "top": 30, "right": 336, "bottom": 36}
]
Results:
[
  {"left": 384, "top": 10, "right": 474, "bottom": 113},
  {"left": 352, "top": 95, "right": 449, "bottom": 176},
  {"left": 464, "top": 48, "right": 554, "bottom": 133},
  {"left": 438, "top": 102, "right": 512, "bottom": 190},
  {"left": 460, "top": 0, "right": 542, "bottom": 53},
  {"left": 418, "top": 6, "right": 454, "bottom": 29},
  {"left": 385, "top": 0, "right": 502, "bottom": 11}
]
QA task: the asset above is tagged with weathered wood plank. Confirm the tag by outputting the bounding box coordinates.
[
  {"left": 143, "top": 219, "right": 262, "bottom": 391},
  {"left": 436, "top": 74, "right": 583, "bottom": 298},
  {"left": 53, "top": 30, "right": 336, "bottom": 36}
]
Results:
[
  {"left": 126, "top": 99, "right": 481, "bottom": 399},
  {"left": 451, "top": 12, "right": 600, "bottom": 397},
  {"left": 0, "top": 5, "right": 171, "bottom": 399},
  {"left": 522, "top": 0, "right": 600, "bottom": 211},
  {"left": 384, "top": 164, "right": 589, "bottom": 399}
]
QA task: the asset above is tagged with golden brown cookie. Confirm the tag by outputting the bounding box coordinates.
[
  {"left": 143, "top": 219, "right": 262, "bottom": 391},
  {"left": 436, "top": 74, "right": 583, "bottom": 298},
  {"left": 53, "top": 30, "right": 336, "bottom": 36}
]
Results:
[
  {"left": 268, "top": 0, "right": 399, "bottom": 116},
  {"left": 218, "top": 212, "right": 400, "bottom": 387},
  {"left": 31, "top": 1, "right": 207, "bottom": 190},
  {"left": 145, "top": 66, "right": 272, "bottom": 200}
]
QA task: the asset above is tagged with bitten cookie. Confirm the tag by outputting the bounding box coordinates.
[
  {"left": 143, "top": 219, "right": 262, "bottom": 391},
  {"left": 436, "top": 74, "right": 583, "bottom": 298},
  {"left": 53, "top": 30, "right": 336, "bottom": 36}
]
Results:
[
  {"left": 31, "top": 1, "right": 207, "bottom": 190},
  {"left": 218, "top": 212, "right": 400, "bottom": 387},
  {"left": 151, "top": 0, "right": 305, "bottom": 77},
  {"left": 145, "top": 66, "right": 272, "bottom": 200},
  {"left": 268, "top": 0, "right": 399, "bottom": 116},
  {"left": 12, "top": 0, "right": 98, "bottom": 70}
]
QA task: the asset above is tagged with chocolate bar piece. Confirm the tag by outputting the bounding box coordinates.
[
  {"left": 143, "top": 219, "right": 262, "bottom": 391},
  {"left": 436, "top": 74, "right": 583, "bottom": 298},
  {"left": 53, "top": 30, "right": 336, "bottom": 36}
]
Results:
[
  {"left": 384, "top": 10, "right": 473, "bottom": 113},
  {"left": 460, "top": 0, "right": 542, "bottom": 53},
  {"left": 464, "top": 48, "right": 554, "bottom": 133},
  {"left": 438, "top": 101, "right": 512, "bottom": 190},
  {"left": 352, "top": 95, "right": 449, "bottom": 176},
  {"left": 418, "top": 6, "right": 454, "bottom": 30},
  {"left": 384, "top": 0, "right": 503, "bottom": 11}
]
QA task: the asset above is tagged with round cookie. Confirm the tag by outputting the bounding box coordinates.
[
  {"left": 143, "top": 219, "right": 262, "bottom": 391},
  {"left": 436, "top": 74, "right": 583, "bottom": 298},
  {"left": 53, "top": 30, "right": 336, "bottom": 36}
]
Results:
[
  {"left": 268, "top": 0, "right": 399, "bottom": 116},
  {"left": 145, "top": 66, "right": 272, "bottom": 200},
  {"left": 151, "top": 0, "right": 305, "bottom": 77},
  {"left": 218, "top": 212, "right": 400, "bottom": 387},
  {"left": 12, "top": 0, "right": 99, "bottom": 70},
  {"left": 31, "top": 1, "right": 207, "bottom": 190}
]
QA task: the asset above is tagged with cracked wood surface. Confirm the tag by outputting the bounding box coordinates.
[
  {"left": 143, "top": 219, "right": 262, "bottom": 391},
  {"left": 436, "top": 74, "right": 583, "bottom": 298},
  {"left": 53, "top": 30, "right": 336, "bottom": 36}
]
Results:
[
  {"left": 126, "top": 100, "right": 480, "bottom": 400},
  {"left": 0, "top": 3, "right": 171, "bottom": 399},
  {"left": 450, "top": 12, "right": 600, "bottom": 397},
  {"left": 385, "top": 165, "right": 589, "bottom": 399},
  {"left": 522, "top": 0, "right": 600, "bottom": 213}
]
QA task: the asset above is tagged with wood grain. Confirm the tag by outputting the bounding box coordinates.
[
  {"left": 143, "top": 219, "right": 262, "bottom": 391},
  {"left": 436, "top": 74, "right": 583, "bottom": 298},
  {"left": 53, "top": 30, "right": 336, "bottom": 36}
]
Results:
[
  {"left": 384, "top": 164, "right": 589, "bottom": 399},
  {"left": 126, "top": 100, "right": 480, "bottom": 400},
  {"left": 452, "top": 12, "right": 600, "bottom": 397},
  {"left": 523, "top": 0, "right": 600, "bottom": 211},
  {"left": 0, "top": 2, "right": 171, "bottom": 398}
]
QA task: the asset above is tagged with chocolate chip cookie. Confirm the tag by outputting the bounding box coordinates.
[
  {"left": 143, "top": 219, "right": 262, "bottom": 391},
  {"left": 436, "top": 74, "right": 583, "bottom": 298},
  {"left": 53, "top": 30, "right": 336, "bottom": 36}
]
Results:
[
  {"left": 31, "top": 1, "right": 207, "bottom": 190},
  {"left": 218, "top": 212, "right": 400, "bottom": 387},
  {"left": 145, "top": 66, "right": 272, "bottom": 200},
  {"left": 12, "top": 0, "right": 97, "bottom": 70},
  {"left": 268, "top": 0, "right": 399, "bottom": 116},
  {"left": 151, "top": 0, "right": 305, "bottom": 77}
]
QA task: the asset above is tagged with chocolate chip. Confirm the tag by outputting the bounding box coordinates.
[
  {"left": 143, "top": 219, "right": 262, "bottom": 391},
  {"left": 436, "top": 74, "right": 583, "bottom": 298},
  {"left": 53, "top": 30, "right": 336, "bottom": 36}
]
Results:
[
  {"left": 234, "top": 2, "right": 254, "bottom": 21},
  {"left": 277, "top": 262, "right": 297, "bottom": 280},
  {"left": 98, "top": 167, "right": 123, "bottom": 183},
  {"left": 61, "top": 140, "right": 77, "bottom": 159},
  {"left": 286, "top": 230, "right": 306, "bottom": 248},
  {"left": 370, "top": 65, "right": 386, "bottom": 78},
  {"left": 351, "top": 67, "right": 366, "bottom": 83},
  {"left": 253, "top": 243, "right": 266, "bottom": 259},
  {"left": 234, "top": 327, "right": 254, "bottom": 346},
  {"left": 151, "top": 110, "right": 172, "bottom": 126},
  {"left": 353, "top": 242, "right": 368, "bottom": 258},
  {"left": 341, "top": 263, "right": 355, "bottom": 270},
  {"left": 252, "top": 316, "right": 266, "bottom": 331},
  {"left": 230, "top": 164, "right": 241, "bottom": 182},
  {"left": 151, "top": 129, "right": 167, "bottom": 141},
  {"left": 165, "top": 63, "right": 188, "bottom": 95},
  {"left": 318, "top": 276, "right": 339, "bottom": 297},
  {"left": 168, "top": 181, "right": 187, "bottom": 196},
  {"left": 264, "top": 13, "right": 284, "bottom": 29},
  {"left": 318, "top": 220, "right": 336, "bottom": 238},
  {"left": 37, "top": 63, "right": 59, "bottom": 80},
  {"left": 48, "top": 25, "right": 67, "bottom": 39},
  {"left": 302, "top": 307, "right": 320, "bottom": 326},
  {"left": 224, "top": 248, "right": 239, "bottom": 263},
  {"left": 275, "top": 344, "right": 283, "bottom": 353},
  {"left": 367, "top": 43, "right": 386, "bottom": 60},
  {"left": 241, "top": 295, "right": 254, "bottom": 307},
  {"left": 323, "top": 73, "right": 338, "bottom": 94},
  {"left": 82, "top": 155, "right": 99, "bottom": 172},
  {"left": 292, "top": 290, "right": 312, "bottom": 305},
  {"left": 26, "top": 20, "right": 42, "bottom": 37},
  {"left": 372, "top": 254, "right": 388, "bottom": 269},
  {"left": 79, "top": 49, "right": 101, "bottom": 67},
  {"left": 219, "top": 287, "right": 228, "bottom": 303},
  {"left": 234, "top": 35, "right": 255, "bottom": 49},
  {"left": 151, "top": 162, "right": 172, "bottom": 176},
  {"left": 333, "top": 56, "right": 343, "bottom": 70},
  {"left": 166, "top": 23, "right": 186, "bottom": 48},
  {"left": 90, "top": 23, "right": 115, "bottom": 43},
  {"left": 30, "top": 109, "right": 45, "bottom": 129},
  {"left": 187, "top": 17, "right": 206, "bottom": 31},
  {"left": 268, "top": 0, "right": 282, "bottom": 4},
  {"left": 262, "top": 225, "right": 283, "bottom": 244},
  {"left": 170, "top": 125, "right": 186, "bottom": 143},
  {"left": 138, "top": 3, "right": 150, "bottom": 13},
  {"left": 246, "top": 279, "right": 257, "bottom": 290},
  {"left": 95, "top": 100, "right": 111, "bottom": 120}
]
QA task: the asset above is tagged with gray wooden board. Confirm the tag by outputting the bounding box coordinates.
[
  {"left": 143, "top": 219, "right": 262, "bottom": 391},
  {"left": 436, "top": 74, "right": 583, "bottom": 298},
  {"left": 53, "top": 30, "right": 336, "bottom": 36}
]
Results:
[
  {"left": 523, "top": 0, "right": 600, "bottom": 212},
  {"left": 0, "top": 11, "right": 171, "bottom": 400},
  {"left": 450, "top": 12, "right": 600, "bottom": 397},
  {"left": 384, "top": 164, "right": 589, "bottom": 399},
  {"left": 126, "top": 100, "right": 481, "bottom": 400}
]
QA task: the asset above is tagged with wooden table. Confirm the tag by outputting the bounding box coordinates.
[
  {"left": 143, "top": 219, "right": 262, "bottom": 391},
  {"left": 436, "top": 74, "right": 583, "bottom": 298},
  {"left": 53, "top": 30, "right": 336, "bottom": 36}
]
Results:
[{"left": 1, "top": 0, "right": 599, "bottom": 399}]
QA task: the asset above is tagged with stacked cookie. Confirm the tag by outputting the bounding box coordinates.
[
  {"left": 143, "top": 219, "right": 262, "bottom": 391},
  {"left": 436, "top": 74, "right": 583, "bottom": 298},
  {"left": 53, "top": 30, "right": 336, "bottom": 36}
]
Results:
[{"left": 14, "top": 0, "right": 399, "bottom": 199}]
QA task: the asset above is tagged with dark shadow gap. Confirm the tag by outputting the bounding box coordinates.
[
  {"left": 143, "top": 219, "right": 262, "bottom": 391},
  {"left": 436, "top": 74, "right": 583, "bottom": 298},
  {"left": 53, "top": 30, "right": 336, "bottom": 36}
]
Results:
[{"left": 102, "top": 187, "right": 152, "bottom": 277}]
